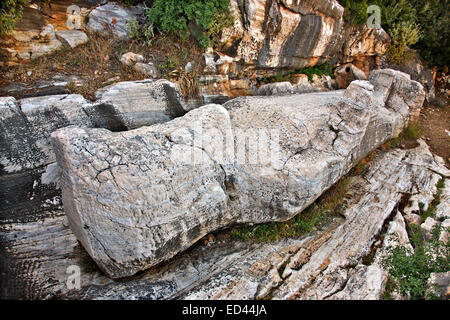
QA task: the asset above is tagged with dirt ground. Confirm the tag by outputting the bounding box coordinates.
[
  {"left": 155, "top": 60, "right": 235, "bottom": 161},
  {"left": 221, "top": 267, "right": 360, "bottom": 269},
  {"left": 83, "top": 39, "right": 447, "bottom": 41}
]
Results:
[{"left": 419, "top": 104, "right": 450, "bottom": 167}]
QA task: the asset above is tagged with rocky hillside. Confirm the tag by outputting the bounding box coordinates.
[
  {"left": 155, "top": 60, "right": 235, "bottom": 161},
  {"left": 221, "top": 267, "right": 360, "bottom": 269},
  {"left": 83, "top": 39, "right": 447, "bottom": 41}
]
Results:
[{"left": 0, "top": 0, "right": 449, "bottom": 300}]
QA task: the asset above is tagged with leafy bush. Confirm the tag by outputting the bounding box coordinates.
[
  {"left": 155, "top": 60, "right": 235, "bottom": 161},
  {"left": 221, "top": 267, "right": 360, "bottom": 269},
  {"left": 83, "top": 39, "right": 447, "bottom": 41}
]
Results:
[
  {"left": 386, "top": 21, "right": 422, "bottom": 65},
  {"left": 260, "top": 62, "right": 335, "bottom": 85},
  {"left": 382, "top": 225, "right": 450, "bottom": 300},
  {"left": 342, "top": 0, "right": 369, "bottom": 26},
  {"left": 0, "top": 0, "right": 27, "bottom": 35},
  {"left": 408, "top": 0, "right": 449, "bottom": 68},
  {"left": 340, "top": 0, "right": 449, "bottom": 68},
  {"left": 147, "top": 0, "right": 233, "bottom": 48}
]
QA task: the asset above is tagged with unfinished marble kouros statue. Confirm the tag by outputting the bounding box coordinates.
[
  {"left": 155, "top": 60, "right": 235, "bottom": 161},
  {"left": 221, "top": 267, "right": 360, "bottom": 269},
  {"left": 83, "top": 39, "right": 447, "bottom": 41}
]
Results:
[{"left": 52, "top": 69, "right": 425, "bottom": 278}]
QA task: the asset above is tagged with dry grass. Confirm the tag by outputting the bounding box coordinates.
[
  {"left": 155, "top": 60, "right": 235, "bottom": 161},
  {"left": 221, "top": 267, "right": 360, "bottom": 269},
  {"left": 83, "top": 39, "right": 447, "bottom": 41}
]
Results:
[{"left": 0, "top": 30, "right": 204, "bottom": 100}]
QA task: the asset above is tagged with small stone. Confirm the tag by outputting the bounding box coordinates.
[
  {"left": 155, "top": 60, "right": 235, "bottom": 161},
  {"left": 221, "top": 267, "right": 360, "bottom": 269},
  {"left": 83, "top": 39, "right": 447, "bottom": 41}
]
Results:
[
  {"left": 185, "top": 61, "right": 195, "bottom": 73},
  {"left": 428, "top": 271, "right": 450, "bottom": 299},
  {"left": 62, "top": 216, "right": 70, "bottom": 228},
  {"left": 404, "top": 213, "right": 421, "bottom": 226},
  {"left": 40, "top": 24, "right": 56, "bottom": 40},
  {"left": 257, "top": 82, "right": 295, "bottom": 96},
  {"left": 442, "top": 219, "right": 450, "bottom": 229},
  {"left": 439, "top": 230, "right": 448, "bottom": 243},
  {"left": 120, "top": 52, "right": 144, "bottom": 66},
  {"left": 421, "top": 217, "right": 438, "bottom": 237},
  {"left": 134, "top": 62, "right": 158, "bottom": 78}
]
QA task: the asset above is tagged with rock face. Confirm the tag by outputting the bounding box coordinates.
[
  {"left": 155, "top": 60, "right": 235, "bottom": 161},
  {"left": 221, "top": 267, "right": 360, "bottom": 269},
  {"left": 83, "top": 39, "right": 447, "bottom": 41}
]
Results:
[
  {"left": 52, "top": 69, "right": 425, "bottom": 278},
  {"left": 0, "top": 0, "right": 95, "bottom": 65},
  {"left": 219, "top": 0, "right": 345, "bottom": 69},
  {"left": 339, "top": 24, "right": 391, "bottom": 75},
  {"left": 268, "top": 140, "right": 449, "bottom": 300},
  {"left": 381, "top": 53, "right": 437, "bottom": 104},
  {"left": 91, "top": 79, "right": 186, "bottom": 129},
  {"left": 197, "top": 0, "right": 390, "bottom": 101}
]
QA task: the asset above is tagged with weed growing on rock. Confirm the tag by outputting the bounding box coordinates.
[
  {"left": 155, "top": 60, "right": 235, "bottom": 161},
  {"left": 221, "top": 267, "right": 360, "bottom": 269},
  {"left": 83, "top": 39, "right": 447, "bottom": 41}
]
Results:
[
  {"left": 381, "top": 224, "right": 450, "bottom": 300},
  {"left": 259, "top": 63, "right": 335, "bottom": 85},
  {"left": 230, "top": 177, "right": 351, "bottom": 243},
  {"left": 0, "top": 0, "right": 27, "bottom": 35},
  {"left": 404, "top": 122, "right": 421, "bottom": 139},
  {"left": 147, "top": 0, "right": 233, "bottom": 49},
  {"left": 386, "top": 21, "right": 422, "bottom": 65},
  {"left": 420, "top": 177, "right": 445, "bottom": 222}
]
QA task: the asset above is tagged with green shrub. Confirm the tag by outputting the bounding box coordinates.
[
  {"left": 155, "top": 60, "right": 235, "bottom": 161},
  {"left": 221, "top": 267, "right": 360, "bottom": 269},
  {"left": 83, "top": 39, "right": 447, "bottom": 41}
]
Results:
[
  {"left": 147, "top": 0, "right": 233, "bottom": 48},
  {"left": 260, "top": 62, "right": 335, "bottom": 85},
  {"left": 382, "top": 225, "right": 450, "bottom": 300},
  {"left": 342, "top": 0, "right": 369, "bottom": 26},
  {"left": 0, "top": 0, "right": 27, "bottom": 35},
  {"left": 128, "top": 18, "right": 154, "bottom": 47},
  {"left": 128, "top": 18, "right": 140, "bottom": 39},
  {"left": 408, "top": 0, "right": 449, "bottom": 68},
  {"left": 386, "top": 21, "right": 422, "bottom": 65},
  {"left": 340, "top": 0, "right": 449, "bottom": 68},
  {"left": 389, "top": 21, "right": 422, "bottom": 47}
]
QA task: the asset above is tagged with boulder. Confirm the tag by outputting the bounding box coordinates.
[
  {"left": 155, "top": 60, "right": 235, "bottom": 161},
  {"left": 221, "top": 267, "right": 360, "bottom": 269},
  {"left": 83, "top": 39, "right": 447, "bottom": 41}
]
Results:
[
  {"left": 52, "top": 69, "right": 426, "bottom": 278},
  {"left": 381, "top": 53, "right": 436, "bottom": 104},
  {"left": 91, "top": 79, "right": 186, "bottom": 130},
  {"left": 134, "top": 62, "right": 158, "bottom": 78},
  {"left": 436, "top": 179, "right": 450, "bottom": 220},
  {"left": 0, "top": 94, "right": 90, "bottom": 174},
  {"left": 87, "top": 3, "right": 144, "bottom": 39},
  {"left": 15, "top": 24, "right": 63, "bottom": 60},
  {"left": 440, "top": 219, "right": 449, "bottom": 243},
  {"left": 52, "top": 105, "right": 232, "bottom": 278},
  {"left": 421, "top": 217, "right": 438, "bottom": 237},
  {"left": 257, "top": 82, "right": 295, "bottom": 95},
  {"left": 404, "top": 213, "right": 421, "bottom": 227},
  {"left": 0, "top": 79, "right": 186, "bottom": 175},
  {"left": 55, "top": 30, "right": 89, "bottom": 49},
  {"left": 427, "top": 271, "right": 450, "bottom": 300}
]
